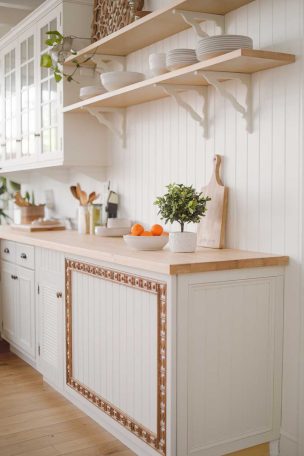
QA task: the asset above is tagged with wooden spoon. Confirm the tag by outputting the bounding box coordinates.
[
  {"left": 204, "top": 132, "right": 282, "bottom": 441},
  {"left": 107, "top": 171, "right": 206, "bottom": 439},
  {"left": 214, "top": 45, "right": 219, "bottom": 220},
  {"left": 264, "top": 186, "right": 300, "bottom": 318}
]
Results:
[
  {"left": 70, "top": 186, "right": 80, "bottom": 201},
  {"left": 80, "top": 189, "right": 88, "bottom": 206},
  {"left": 88, "top": 192, "right": 100, "bottom": 204},
  {"left": 76, "top": 183, "right": 82, "bottom": 203}
]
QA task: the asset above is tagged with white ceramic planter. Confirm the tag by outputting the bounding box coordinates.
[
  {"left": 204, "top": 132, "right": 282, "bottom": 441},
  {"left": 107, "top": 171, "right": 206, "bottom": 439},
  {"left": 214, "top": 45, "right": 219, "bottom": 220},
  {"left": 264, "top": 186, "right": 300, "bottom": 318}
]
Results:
[{"left": 169, "top": 231, "right": 197, "bottom": 253}]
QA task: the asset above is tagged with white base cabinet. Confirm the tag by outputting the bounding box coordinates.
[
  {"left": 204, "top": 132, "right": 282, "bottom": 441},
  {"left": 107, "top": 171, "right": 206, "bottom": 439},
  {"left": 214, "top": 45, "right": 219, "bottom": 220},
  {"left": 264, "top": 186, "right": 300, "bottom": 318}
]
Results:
[
  {"left": 0, "top": 240, "right": 286, "bottom": 456},
  {"left": 1, "top": 260, "right": 35, "bottom": 360}
]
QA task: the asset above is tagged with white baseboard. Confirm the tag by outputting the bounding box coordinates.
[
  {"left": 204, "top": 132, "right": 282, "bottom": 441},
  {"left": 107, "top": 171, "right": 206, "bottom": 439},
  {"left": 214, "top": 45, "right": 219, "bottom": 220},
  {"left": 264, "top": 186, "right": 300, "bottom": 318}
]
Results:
[
  {"left": 270, "top": 440, "right": 280, "bottom": 456},
  {"left": 10, "top": 345, "right": 36, "bottom": 369},
  {"left": 280, "top": 431, "right": 298, "bottom": 456}
]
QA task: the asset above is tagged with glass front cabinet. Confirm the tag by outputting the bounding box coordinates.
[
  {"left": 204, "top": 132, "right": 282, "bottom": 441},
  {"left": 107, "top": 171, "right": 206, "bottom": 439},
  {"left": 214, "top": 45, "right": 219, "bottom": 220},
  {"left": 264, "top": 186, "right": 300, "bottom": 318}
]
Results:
[
  {"left": 0, "top": 1, "right": 106, "bottom": 173},
  {"left": 0, "top": 7, "right": 62, "bottom": 171}
]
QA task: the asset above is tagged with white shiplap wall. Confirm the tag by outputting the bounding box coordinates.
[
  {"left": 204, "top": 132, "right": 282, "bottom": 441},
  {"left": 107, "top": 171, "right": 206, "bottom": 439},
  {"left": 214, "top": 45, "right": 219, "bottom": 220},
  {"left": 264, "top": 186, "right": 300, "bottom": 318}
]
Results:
[
  {"left": 105, "top": 1, "right": 303, "bottom": 455},
  {"left": 20, "top": 1, "right": 303, "bottom": 454}
]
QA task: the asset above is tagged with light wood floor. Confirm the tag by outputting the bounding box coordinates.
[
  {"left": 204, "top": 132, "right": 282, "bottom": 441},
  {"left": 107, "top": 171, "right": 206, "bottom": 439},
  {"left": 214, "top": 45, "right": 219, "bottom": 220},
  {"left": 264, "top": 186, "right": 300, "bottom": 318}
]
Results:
[
  {"left": 0, "top": 350, "right": 135, "bottom": 456},
  {"left": 0, "top": 346, "right": 269, "bottom": 456}
]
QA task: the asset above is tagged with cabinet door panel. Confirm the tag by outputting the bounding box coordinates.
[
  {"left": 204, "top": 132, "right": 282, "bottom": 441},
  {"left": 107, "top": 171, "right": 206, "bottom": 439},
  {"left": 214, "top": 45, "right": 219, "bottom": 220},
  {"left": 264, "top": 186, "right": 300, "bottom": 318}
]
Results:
[
  {"left": 19, "top": 30, "right": 37, "bottom": 161},
  {"left": 37, "top": 283, "right": 62, "bottom": 385},
  {"left": 177, "top": 276, "right": 284, "bottom": 456},
  {"left": 1, "top": 261, "right": 17, "bottom": 343},
  {"left": 71, "top": 270, "right": 158, "bottom": 434},
  {"left": 36, "top": 247, "right": 64, "bottom": 389},
  {"left": 16, "top": 266, "right": 35, "bottom": 357},
  {"left": 2, "top": 45, "right": 18, "bottom": 162},
  {"left": 37, "top": 10, "right": 62, "bottom": 162}
]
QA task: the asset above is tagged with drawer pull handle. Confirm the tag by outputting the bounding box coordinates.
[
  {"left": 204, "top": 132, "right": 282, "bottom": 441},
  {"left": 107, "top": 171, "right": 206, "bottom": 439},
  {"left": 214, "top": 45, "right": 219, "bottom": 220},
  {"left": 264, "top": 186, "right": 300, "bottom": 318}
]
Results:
[
  {"left": 11, "top": 275, "right": 18, "bottom": 280},
  {"left": 56, "top": 292, "right": 63, "bottom": 299},
  {"left": 4, "top": 248, "right": 10, "bottom": 254},
  {"left": 20, "top": 253, "right": 27, "bottom": 259}
]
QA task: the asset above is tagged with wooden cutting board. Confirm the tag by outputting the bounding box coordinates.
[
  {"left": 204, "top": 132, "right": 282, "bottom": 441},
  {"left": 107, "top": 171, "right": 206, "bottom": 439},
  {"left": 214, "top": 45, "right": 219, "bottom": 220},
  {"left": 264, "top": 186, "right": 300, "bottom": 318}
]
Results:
[
  {"left": 11, "top": 224, "right": 66, "bottom": 232},
  {"left": 197, "top": 155, "right": 228, "bottom": 249}
]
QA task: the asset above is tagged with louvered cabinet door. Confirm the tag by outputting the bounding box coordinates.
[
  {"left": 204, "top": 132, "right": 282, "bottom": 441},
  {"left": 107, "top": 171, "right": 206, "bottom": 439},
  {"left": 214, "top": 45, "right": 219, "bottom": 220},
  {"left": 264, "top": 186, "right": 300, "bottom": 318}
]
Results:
[
  {"left": 37, "top": 281, "right": 63, "bottom": 388},
  {"left": 36, "top": 248, "right": 64, "bottom": 390}
]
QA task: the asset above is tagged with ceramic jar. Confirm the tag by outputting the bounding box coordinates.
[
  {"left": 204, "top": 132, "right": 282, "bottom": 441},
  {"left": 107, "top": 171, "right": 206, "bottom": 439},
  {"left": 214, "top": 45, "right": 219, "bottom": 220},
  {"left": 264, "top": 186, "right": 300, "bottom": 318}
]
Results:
[
  {"left": 78, "top": 206, "right": 89, "bottom": 234},
  {"left": 169, "top": 231, "right": 197, "bottom": 253}
]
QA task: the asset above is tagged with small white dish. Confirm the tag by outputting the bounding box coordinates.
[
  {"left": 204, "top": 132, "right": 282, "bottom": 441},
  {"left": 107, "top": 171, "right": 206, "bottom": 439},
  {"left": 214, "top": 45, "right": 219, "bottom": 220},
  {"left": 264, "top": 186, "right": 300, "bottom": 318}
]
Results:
[
  {"left": 95, "top": 226, "right": 130, "bottom": 237},
  {"left": 100, "top": 71, "right": 145, "bottom": 91},
  {"left": 107, "top": 218, "right": 132, "bottom": 228},
  {"left": 79, "top": 85, "right": 106, "bottom": 100},
  {"left": 123, "top": 235, "right": 169, "bottom": 251}
]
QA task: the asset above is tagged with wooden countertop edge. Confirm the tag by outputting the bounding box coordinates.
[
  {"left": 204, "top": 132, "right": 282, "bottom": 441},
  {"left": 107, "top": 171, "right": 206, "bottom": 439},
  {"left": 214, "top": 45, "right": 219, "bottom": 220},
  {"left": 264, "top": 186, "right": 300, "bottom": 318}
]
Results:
[
  {"left": 169, "top": 256, "right": 289, "bottom": 274},
  {"left": 0, "top": 230, "right": 289, "bottom": 275}
]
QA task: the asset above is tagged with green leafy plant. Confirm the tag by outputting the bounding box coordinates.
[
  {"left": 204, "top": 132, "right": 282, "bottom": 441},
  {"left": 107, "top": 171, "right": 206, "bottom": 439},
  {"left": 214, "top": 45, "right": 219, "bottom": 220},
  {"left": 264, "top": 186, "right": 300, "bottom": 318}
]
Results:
[
  {"left": 154, "top": 183, "right": 211, "bottom": 232},
  {"left": 40, "top": 31, "right": 94, "bottom": 83},
  {"left": 0, "top": 177, "right": 20, "bottom": 224}
]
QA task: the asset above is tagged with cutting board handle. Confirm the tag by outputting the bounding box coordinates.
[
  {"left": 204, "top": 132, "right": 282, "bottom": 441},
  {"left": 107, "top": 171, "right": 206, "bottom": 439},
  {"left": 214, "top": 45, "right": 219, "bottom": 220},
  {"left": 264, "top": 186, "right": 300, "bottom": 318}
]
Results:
[{"left": 211, "top": 154, "right": 224, "bottom": 186}]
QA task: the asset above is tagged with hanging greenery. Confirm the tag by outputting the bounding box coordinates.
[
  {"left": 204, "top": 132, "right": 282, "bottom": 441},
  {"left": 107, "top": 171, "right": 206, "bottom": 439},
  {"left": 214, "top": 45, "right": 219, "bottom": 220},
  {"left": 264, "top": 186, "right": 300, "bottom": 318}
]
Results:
[{"left": 40, "top": 31, "right": 94, "bottom": 83}]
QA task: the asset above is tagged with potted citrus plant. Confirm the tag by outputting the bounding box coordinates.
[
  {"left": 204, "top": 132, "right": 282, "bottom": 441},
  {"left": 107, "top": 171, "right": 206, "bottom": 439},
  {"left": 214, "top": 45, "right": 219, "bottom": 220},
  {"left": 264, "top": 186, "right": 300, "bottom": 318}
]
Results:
[{"left": 154, "top": 183, "right": 211, "bottom": 252}]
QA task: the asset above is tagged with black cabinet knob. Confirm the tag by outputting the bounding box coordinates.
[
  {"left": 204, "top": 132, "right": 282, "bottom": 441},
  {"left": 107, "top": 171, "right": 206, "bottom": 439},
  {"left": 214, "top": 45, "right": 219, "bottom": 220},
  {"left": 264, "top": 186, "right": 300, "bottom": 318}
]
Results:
[
  {"left": 20, "top": 253, "right": 27, "bottom": 259},
  {"left": 56, "top": 292, "right": 63, "bottom": 299},
  {"left": 4, "top": 248, "right": 9, "bottom": 254}
]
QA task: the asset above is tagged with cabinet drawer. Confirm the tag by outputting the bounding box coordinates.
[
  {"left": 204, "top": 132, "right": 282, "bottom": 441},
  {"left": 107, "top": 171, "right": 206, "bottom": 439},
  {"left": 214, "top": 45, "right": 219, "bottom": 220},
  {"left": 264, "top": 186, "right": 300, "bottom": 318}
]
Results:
[
  {"left": 1, "top": 241, "right": 16, "bottom": 263},
  {"left": 16, "top": 244, "right": 35, "bottom": 270}
]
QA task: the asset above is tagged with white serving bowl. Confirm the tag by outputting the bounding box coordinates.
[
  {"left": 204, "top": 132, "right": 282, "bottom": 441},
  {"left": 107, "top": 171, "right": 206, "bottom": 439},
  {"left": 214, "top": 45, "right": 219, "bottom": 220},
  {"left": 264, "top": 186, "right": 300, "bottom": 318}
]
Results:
[
  {"left": 79, "top": 85, "right": 106, "bottom": 100},
  {"left": 123, "top": 234, "right": 169, "bottom": 251},
  {"left": 100, "top": 71, "right": 145, "bottom": 91}
]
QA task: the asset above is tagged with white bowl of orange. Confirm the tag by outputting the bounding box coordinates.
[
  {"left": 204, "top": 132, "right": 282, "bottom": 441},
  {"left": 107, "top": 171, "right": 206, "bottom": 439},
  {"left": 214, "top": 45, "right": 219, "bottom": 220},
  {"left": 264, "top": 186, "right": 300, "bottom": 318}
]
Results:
[{"left": 123, "top": 224, "right": 169, "bottom": 251}]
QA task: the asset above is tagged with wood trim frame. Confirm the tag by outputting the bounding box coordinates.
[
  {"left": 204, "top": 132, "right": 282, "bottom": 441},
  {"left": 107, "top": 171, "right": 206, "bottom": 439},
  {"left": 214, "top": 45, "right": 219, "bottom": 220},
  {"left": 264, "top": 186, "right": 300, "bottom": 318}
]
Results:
[{"left": 65, "top": 258, "right": 167, "bottom": 455}]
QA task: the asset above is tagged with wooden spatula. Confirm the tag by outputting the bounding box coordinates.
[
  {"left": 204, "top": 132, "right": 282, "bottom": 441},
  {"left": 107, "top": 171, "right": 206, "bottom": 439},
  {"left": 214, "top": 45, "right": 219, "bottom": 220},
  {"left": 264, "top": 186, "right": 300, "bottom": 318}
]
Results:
[{"left": 197, "top": 155, "right": 228, "bottom": 249}]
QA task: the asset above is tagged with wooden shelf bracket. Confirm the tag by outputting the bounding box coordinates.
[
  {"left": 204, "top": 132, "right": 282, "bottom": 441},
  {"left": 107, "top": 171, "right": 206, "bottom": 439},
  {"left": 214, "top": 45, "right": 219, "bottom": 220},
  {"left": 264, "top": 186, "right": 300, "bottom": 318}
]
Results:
[
  {"left": 173, "top": 10, "right": 225, "bottom": 37},
  {"left": 197, "top": 71, "right": 252, "bottom": 132},
  {"left": 90, "top": 54, "right": 126, "bottom": 72},
  {"left": 156, "top": 83, "right": 208, "bottom": 138},
  {"left": 84, "top": 107, "right": 127, "bottom": 147}
]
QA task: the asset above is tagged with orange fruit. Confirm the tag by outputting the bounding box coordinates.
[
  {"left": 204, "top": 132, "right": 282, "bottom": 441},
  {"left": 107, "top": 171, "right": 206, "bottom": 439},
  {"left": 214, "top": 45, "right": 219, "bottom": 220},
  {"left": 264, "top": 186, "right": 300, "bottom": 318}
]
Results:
[
  {"left": 141, "top": 231, "right": 153, "bottom": 236},
  {"left": 162, "top": 231, "right": 169, "bottom": 236},
  {"left": 151, "top": 224, "right": 163, "bottom": 236},
  {"left": 131, "top": 223, "right": 144, "bottom": 236}
]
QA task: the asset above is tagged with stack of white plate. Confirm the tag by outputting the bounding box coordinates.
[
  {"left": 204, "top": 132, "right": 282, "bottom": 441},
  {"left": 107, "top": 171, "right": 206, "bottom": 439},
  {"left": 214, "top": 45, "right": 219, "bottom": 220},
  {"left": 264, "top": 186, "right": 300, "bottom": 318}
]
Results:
[
  {"left": 166, "top": 49, "right": 198, "bottom": 71},
  {"left": 196, "top": 35, "right": 253, "bottom": 61}
]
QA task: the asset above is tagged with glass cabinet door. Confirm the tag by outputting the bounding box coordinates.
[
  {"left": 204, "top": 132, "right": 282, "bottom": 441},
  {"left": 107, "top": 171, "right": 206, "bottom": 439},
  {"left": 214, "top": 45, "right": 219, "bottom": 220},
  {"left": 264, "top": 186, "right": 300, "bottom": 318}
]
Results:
[
  {"left": 39, "top": 16, "right": 60, "bottom": 159},
  {"left": 3, "top": 48, "right": 17, "bottom": 161},
  {"left": 20, "top": 34, "right": 36, "bottom": 159}
]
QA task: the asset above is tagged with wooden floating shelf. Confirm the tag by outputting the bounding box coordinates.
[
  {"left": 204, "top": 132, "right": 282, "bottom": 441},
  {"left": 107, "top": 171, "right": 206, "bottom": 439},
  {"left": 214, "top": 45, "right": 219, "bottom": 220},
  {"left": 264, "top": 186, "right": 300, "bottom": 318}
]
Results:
[
  {"left": 65, "top": 0, "right": 254, "bottom": 63},
  {"left": 63, "top": 49, "right": 295, "bottom": 112}
]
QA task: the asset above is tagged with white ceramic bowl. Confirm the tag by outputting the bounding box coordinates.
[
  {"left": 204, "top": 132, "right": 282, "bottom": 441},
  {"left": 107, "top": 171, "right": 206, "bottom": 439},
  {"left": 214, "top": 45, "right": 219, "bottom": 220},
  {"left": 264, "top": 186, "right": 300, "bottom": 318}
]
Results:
[
  {"left": 100, "top": 71, "right": 145, "bottom": 91},
  {"left": 107, "top": 218, "right": 132, "bottom": 228},
  {"left": 79, "top": 85, "right": 106, "bottom": 100},
  {"left": 123, "top": 234, "right": 169, "bottom": 251}
]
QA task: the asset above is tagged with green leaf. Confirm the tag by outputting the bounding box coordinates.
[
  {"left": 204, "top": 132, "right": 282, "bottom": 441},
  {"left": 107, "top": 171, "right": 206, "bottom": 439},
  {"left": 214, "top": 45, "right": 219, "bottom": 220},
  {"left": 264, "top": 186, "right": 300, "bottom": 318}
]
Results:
[
  {"left": 54, "top": 72, "right": 62, "bottom": 83},
  {"left": 40, "top": 54, "right": 53, "bottom": 68},
  {"left": 46, "top": 30, "right": 64, "bottom": 39}
]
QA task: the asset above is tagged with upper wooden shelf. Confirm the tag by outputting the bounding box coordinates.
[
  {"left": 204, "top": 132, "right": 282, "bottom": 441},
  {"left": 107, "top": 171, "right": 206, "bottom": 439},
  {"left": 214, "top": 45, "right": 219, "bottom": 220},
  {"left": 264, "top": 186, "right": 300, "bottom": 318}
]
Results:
[
  {"left": 65, "top": 0, "right": 254, "bottom": 62},
  {"left": 63, "top": 49, "right": 295, "bottom": 112}
]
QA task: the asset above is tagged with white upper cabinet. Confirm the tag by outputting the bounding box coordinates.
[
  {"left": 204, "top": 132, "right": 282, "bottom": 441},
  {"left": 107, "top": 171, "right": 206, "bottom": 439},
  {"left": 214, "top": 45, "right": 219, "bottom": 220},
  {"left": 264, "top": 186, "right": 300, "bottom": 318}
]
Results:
[{"left": 0, "top": 0, "right": 107, "bottom": 173}]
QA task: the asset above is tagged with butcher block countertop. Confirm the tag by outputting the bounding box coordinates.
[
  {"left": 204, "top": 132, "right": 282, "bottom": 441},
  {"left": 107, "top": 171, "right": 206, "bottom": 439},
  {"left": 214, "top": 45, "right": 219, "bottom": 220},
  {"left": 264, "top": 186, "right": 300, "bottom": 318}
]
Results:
[{"left": 0, "top": 227, "right": 288, "bottom": 275}]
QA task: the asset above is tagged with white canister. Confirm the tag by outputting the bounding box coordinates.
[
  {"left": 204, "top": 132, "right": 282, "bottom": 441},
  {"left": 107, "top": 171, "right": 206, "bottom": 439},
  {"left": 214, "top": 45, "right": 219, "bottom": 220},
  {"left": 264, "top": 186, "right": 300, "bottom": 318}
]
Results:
[{"left": 78, "top": 206, "right": 89, "bottom": 234}]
